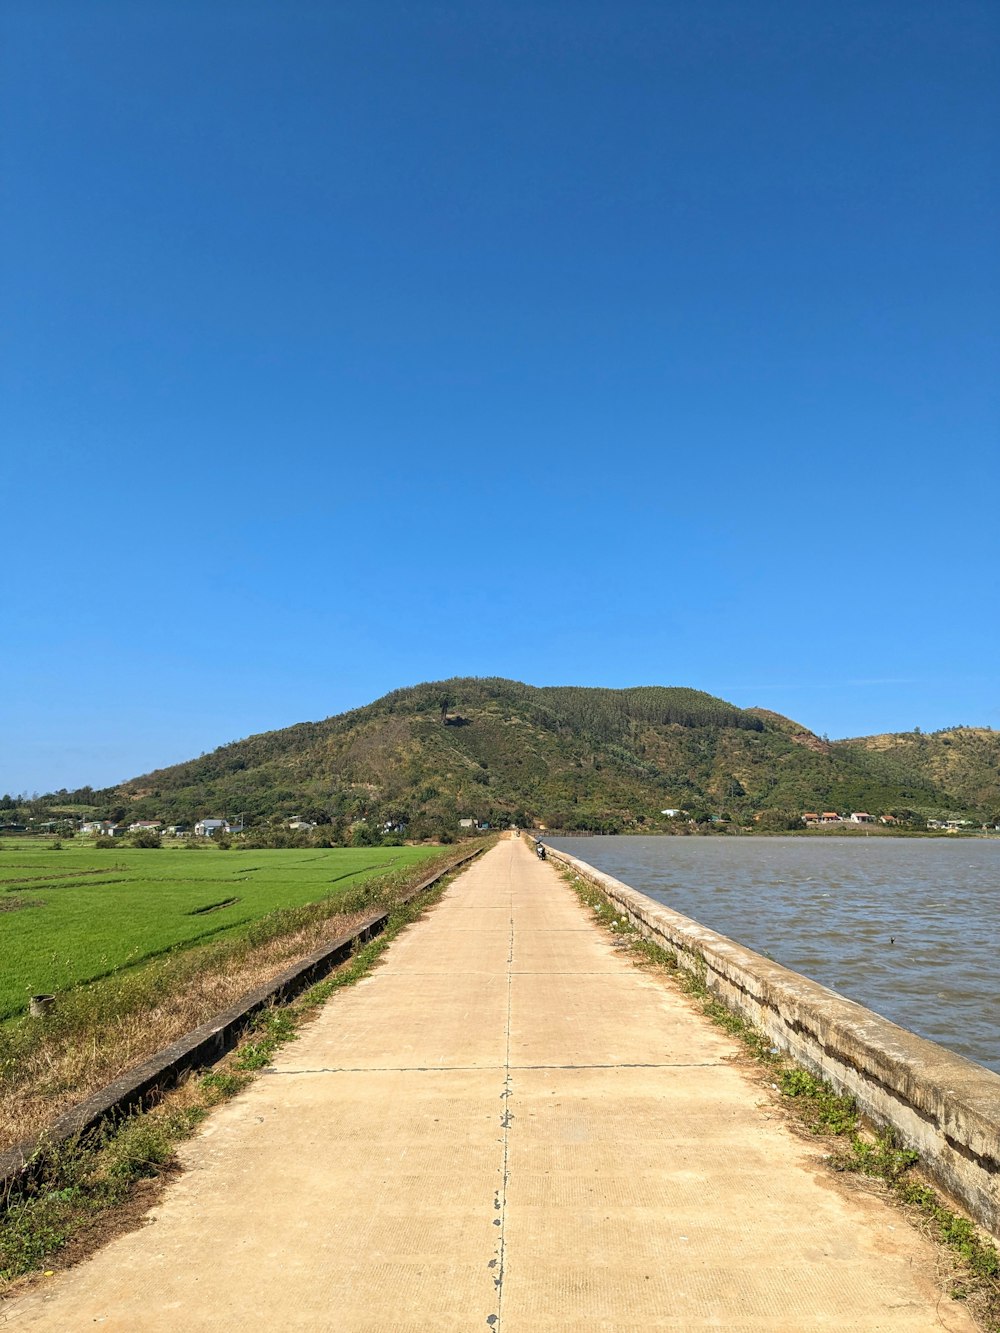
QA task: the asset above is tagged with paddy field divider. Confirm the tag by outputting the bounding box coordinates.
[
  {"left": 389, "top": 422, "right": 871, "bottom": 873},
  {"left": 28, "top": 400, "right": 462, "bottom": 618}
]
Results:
[{"left": 537, "top": 839, "right": 1000, "bottom": 1240}]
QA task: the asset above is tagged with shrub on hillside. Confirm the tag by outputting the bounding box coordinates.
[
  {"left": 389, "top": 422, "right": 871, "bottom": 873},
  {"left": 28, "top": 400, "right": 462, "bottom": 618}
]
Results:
[{"left": 755, "top": 809, "right": 803, "bottom": 832}]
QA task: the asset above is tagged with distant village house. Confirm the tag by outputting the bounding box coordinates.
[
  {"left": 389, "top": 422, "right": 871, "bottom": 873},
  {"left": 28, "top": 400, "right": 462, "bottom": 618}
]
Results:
[{"left": 194, "top": 819, "right": 230, "bottom": 838}]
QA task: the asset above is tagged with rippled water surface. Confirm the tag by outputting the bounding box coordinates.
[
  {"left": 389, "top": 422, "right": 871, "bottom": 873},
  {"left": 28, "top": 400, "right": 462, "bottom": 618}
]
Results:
[{"left": 547, "top": 836, "right": 1000, "bottom": 1073}]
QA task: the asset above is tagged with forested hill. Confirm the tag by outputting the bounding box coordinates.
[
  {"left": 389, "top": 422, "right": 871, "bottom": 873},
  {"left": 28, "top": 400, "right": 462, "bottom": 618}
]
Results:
[
  {"left": 833, "top": 728, "right": 1000, "bottom": 815},
  {"left": 49, "top": 678, "right": 1000, "bottom": 836}
]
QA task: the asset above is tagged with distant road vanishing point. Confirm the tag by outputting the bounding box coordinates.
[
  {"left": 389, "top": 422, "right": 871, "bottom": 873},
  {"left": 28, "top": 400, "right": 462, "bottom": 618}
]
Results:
[{"left": 5, "top": 839, "right": 978, "bottom": 1331}]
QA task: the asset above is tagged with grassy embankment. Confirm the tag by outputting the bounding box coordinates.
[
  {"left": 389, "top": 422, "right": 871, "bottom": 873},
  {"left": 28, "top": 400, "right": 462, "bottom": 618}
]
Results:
[{"left": 0, "top": 842, "right": 451, "bottom": 1152}]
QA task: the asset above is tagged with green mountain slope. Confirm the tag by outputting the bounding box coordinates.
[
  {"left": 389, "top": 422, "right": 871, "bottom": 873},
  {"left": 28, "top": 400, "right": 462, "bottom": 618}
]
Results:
[
  {"left": 834, "top": 728, "right": 1000, "bottom": 818},
  {"left": 64, "top": 678, "right": 998, "bottom": 834}
]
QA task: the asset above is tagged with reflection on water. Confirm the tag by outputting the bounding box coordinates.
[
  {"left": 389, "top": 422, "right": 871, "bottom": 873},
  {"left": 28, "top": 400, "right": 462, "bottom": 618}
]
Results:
[{"left": 547, "top": 835, "right": 1000, "bottom": 1074}]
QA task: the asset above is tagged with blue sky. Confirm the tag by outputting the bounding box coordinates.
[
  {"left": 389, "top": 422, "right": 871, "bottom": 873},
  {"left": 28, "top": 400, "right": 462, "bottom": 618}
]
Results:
[{"left": 2, "top": 0, "right": 998, "bottom": 793}]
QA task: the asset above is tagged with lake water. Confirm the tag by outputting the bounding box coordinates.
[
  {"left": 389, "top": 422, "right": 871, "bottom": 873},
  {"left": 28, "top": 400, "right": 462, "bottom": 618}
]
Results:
[{"left": 546, "top": 835, "right": 1000, "bottom": 1074}]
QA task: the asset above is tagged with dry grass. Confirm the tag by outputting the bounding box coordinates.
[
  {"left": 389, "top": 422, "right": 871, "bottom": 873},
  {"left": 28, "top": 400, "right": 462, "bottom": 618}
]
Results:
[{"left": 0, "top": 850, "right": 461, "bottom": 1153}]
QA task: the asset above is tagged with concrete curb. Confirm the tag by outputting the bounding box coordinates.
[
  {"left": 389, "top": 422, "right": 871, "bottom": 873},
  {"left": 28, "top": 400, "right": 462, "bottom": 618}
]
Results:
[
  {"left": 0, "top": 845, "right": 483, "bottom": 1193},
  {"left": 541, "top": 840, "right": 1000, "bottom": 1240}
]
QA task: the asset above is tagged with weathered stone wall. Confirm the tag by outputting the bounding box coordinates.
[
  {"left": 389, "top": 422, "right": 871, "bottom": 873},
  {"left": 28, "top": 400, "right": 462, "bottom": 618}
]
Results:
[{"left": 546, "top": 844, "right": 1000, "bottom": 1239}]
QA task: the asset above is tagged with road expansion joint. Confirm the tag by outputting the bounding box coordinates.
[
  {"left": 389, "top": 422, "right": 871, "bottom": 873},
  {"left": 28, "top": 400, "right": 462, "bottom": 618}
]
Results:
[
  {"left": 514, "top": 1059, "right": 727, "bottom": 1071},
  {"left": 508, "top": 968, "right": 639, "bottom": 975},
  {"left": 263, "top": 1059, "right": 727, "bottom": 1075}
]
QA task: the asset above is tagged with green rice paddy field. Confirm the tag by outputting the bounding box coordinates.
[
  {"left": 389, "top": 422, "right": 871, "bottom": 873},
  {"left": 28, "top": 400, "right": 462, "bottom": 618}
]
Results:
[{"left": 0, "top": 843, "right": 441, "bottom": 1020}]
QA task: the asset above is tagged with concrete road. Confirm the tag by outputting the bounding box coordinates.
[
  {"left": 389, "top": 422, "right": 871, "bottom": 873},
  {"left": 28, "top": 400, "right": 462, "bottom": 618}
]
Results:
[{"left": 4, "top": 839, "right": 977, "bottom": 1331}]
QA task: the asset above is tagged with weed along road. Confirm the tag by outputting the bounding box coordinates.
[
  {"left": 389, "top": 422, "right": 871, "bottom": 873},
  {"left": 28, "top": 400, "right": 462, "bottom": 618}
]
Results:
[{"left": 4, "top": 840, "right": 979, "bottom": 1331}]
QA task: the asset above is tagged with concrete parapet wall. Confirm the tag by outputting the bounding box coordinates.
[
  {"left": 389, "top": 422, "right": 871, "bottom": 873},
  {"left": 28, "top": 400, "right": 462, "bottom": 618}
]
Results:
[{"left": 545, "top": 843, "right": 1000, "bottom": 1239}]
